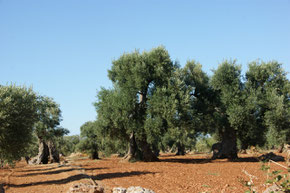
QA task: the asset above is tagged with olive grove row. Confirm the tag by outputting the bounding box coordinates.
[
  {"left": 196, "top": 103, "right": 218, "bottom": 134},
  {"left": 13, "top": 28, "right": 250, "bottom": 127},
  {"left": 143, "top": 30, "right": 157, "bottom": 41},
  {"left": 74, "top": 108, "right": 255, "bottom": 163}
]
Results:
[
  {"left": 84, "top": 46, "right": 289, "bottom": 161},
  {"left": 1, "top": 46, "right": 289, "bottom": 164}
]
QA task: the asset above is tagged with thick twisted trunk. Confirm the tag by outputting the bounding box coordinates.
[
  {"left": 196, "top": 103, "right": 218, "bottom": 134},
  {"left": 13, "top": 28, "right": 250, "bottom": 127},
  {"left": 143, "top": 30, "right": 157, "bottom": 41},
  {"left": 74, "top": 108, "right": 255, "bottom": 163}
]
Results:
[
  {"left": 36, "top": 139, "right": 49, "bottom": 164},
  {"left": 212, "top": 129, "right": 238, "bottom": 160},
  {"left": 47, "top": 140, "right": 60, "bottom": 163},
  {"left": 176, "top": 143, "right": 185, "bottom": 155},
  {"left": 91, "top": 149, "right": 99, "bottom": 159},
  {"left": 123, "top": 132, "right": 140, "bottom": 161},
  {"left": 134, "top": 93, "right": 158, "bottom": 162},
  {"left": 139, "top": 137, "right": 159, "bottom": 162},
  {"left": 152, "top": 144, "right": 160, "bottom": 157}
]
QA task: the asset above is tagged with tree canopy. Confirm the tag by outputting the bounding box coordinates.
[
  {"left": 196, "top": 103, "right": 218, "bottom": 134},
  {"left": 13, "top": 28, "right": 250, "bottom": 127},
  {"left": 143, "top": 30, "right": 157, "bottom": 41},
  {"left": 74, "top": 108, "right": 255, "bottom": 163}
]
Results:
[
  {"left": 77, "top": 121, "right": 99, "bottom": 159},
  {"left": 95, "top": 47, "right": 177, "bottom": 161},
  {"left": 2, "top": 47, "right": 289, "bottom": 164},
  {"left": 0, "top": 84, "right": 68, "bottom": 165},
  {"left": 0, "top": 85, "right": 38, "bottom": 164},
  {"left": 93, "top": 47, "right": 289, "bottom": 161},
  {"left": 35, "top": 96, "right": 68, "bottom": 140}
]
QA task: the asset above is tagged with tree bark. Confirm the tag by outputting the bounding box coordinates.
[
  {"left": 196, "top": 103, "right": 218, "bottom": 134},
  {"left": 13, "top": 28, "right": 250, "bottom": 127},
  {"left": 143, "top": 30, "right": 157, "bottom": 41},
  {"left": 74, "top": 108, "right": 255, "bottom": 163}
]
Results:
[
  {"left": 138, "top": 137, "right": 159, "bottom": 162},
  {"left": 47, "top": 140, "right": 60, "bottom": 163},
  {"left": 176, "top": 143, "right": 185, "bottom": 155},
  {"left": 277, "top": 143, "right": 284, "bottom": 153},
  {"left": 36, "top": 139, "right": 49, "bottom": 164},
  {"left": 91, "top": 150, "right": 99, "bottom": 159},
  {"left": 123, "top": 132, "right": 140, "bottom": 161},
  {"left": 152, "top": 144, "right": 160, "bottom": 157},
  {"left": 137, "top": 93, "right": 158, "bottom": 162},
  {"left": 212, "top": 129, "right": 238, "bottom": 160}
]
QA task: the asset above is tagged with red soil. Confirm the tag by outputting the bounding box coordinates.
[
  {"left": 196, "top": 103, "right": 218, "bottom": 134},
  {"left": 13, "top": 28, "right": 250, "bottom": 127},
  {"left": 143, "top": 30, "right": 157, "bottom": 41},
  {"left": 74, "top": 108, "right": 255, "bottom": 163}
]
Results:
[{"left": 1, "top": 153, "right": 288, "bottom": 193}]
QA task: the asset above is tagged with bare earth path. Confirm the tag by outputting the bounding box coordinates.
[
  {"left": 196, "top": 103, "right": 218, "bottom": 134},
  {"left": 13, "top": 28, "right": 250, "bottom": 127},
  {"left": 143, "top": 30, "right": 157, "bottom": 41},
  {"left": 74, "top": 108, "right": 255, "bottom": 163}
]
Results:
[{"left": 0, "top": 153, "right": 288, "bottom": 193}]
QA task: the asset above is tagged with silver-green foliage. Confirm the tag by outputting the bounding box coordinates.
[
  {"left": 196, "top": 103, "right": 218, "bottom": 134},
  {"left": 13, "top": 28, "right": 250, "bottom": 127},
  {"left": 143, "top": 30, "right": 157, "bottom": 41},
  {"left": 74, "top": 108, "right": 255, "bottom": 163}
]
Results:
[
  {"left": 34, "top": 96, "right": 67, "bottom": 140},
  {"left": 96, "top": 47, "right": 176, "bottom": 161},
  {"left": 56, "top": 135, "right": 80, "bottom": 156},
  {"left": 77, "top": 121, "right": 100, "bottom": 159},
  {"left": 246, "top": 61, "right": 290, "bottom": 148},
  {"left": 0, "top": 84, "right": 38, "bottom": 164}
]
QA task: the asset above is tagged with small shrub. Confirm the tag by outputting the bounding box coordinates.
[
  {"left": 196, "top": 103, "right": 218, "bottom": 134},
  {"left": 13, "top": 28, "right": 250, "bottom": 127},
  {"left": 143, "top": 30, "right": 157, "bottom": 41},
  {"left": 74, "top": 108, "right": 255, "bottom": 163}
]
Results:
[{"left": 195, "top": 135, "right": 217, "bottom": 153}]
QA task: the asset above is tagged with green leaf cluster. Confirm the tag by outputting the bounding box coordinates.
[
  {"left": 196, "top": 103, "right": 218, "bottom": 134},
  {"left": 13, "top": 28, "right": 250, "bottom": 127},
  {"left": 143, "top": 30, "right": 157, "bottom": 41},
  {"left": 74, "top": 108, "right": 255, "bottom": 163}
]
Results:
[{"left": 34, "top": 96, "right": 68, "bottom": 141}]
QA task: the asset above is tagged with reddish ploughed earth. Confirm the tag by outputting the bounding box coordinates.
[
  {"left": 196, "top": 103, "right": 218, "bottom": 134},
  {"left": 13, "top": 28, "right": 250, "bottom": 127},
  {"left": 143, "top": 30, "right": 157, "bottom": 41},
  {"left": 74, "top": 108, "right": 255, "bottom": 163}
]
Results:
[{"left": 0, "top": 153, "right": 288, "bottom": 193}]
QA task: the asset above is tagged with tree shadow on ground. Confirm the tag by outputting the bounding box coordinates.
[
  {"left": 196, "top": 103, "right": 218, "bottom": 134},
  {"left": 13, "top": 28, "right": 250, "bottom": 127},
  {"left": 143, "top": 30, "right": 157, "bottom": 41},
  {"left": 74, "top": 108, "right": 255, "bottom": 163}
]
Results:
[
  {"left": 84, "top": 167, "right": 108, "bottom": 171},
  {"left": 91, "top": 171, "right": 155, "bottom": 181},
  {"left": 160, "top": 158, "right": 212, "bottom": 164},
  {"left": 6, "top": 174, "right": 89, "bottom": 188},
  {"left": 18, "top": 165, "right": 65, "bottom": 172},
  {"left": 159, "top": 156, "right": 262, "bottom": 164},
  {"left": 16, "top": 167, "right": 108, "bottom": 177},
  {"left": 16, "top": 168, "right": 78, "bottom": 177},
  {"left": 232, "top": 157, "right": 260, "bottom": 162},
  {"left": 6, "top": 171, "right": 154, "bottom": 188}
]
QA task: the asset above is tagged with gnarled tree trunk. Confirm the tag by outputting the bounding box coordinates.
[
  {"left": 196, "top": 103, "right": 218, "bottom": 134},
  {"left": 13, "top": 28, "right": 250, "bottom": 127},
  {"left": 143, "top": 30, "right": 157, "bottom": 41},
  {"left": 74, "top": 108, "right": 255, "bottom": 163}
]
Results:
[
  {"left": 135, "top": 93, "right": 159, "bottom": 162},
  {"left": 47, "top": 140, "right": 60, "bottom": 163},
  {"left": 138, "top": 137, "right": 159, "bottom": 162},
  {"left": 152, "top": 144, "right": 160, "bottom": 157},
  {"left": 36, "top": 139, "right": 49, "bottom": 164},
  {"left": 176, "top": 143, "right": 185, "bottom": 155},
  {"left": 123, "top": 132, "right": 141, "bottom": 161},
  {"left": 91, "top": 150, "right": 99, "bottom": 159},
  {"left": 89, "top": 140, "right": 99, "bottom": 160},
  {"left": 212, "top": 129, "right": 238, "bottom": 160}
]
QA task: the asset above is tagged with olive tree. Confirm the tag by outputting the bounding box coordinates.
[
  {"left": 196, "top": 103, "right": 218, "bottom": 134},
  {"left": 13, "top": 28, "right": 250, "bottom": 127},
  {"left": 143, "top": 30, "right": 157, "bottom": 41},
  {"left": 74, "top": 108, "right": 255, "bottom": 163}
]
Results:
[
  {"left": 0, "top": 84, "right": 38, "bottom": 165},
  {"left": 77, "top": 121, "right": 100, "bottom": 159},
  {"left": 56, "top": 135, "right": 80, "bottom": 156},
  {"left": 210, "top": 60, "right": 289, "bottom": 159},
  {"left": 210, "top": 60, "right": 242, "bottom": 159},
  {"left": 147, "top": 61, "right": 212, "bottom": 155},
  {"left": 96, "top": 46, "right": 175, "bottom": 161},
  {"left": 245, "top": 61, "right": 290, "bottom": 150},
  {"left": 33, "top": 96, "right": 68, "bottom": 164}
]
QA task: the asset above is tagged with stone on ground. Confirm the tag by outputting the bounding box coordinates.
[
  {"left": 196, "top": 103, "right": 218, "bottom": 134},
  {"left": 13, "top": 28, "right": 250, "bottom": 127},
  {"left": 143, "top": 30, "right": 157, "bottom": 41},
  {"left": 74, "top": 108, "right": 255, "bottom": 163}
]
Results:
[
  {"left": 112, "top": 186, "right": 155, "bottom": 193},
  {"left": 67, "top": 182, "right": 104, "bottom": 193},
  {"left": 263, "top": 184, "right": 283, "bottom": 193},
  {"left": 112, "top": 187, "right": 127, "bottom": 193}
]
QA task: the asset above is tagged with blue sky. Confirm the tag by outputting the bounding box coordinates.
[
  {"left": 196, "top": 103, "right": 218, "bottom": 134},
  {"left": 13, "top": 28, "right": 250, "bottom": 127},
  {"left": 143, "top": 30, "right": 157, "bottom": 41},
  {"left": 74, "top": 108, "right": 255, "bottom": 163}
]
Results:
[{"left": 0, "top": 0, "right": 289, "bottom": 135}]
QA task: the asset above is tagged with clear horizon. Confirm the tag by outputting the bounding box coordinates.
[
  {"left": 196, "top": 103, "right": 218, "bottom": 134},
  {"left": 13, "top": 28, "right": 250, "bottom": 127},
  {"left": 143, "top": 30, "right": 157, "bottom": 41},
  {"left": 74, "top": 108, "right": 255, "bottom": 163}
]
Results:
[{"left": 1, "top": 0, "right": 289, "bottom": 135}]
